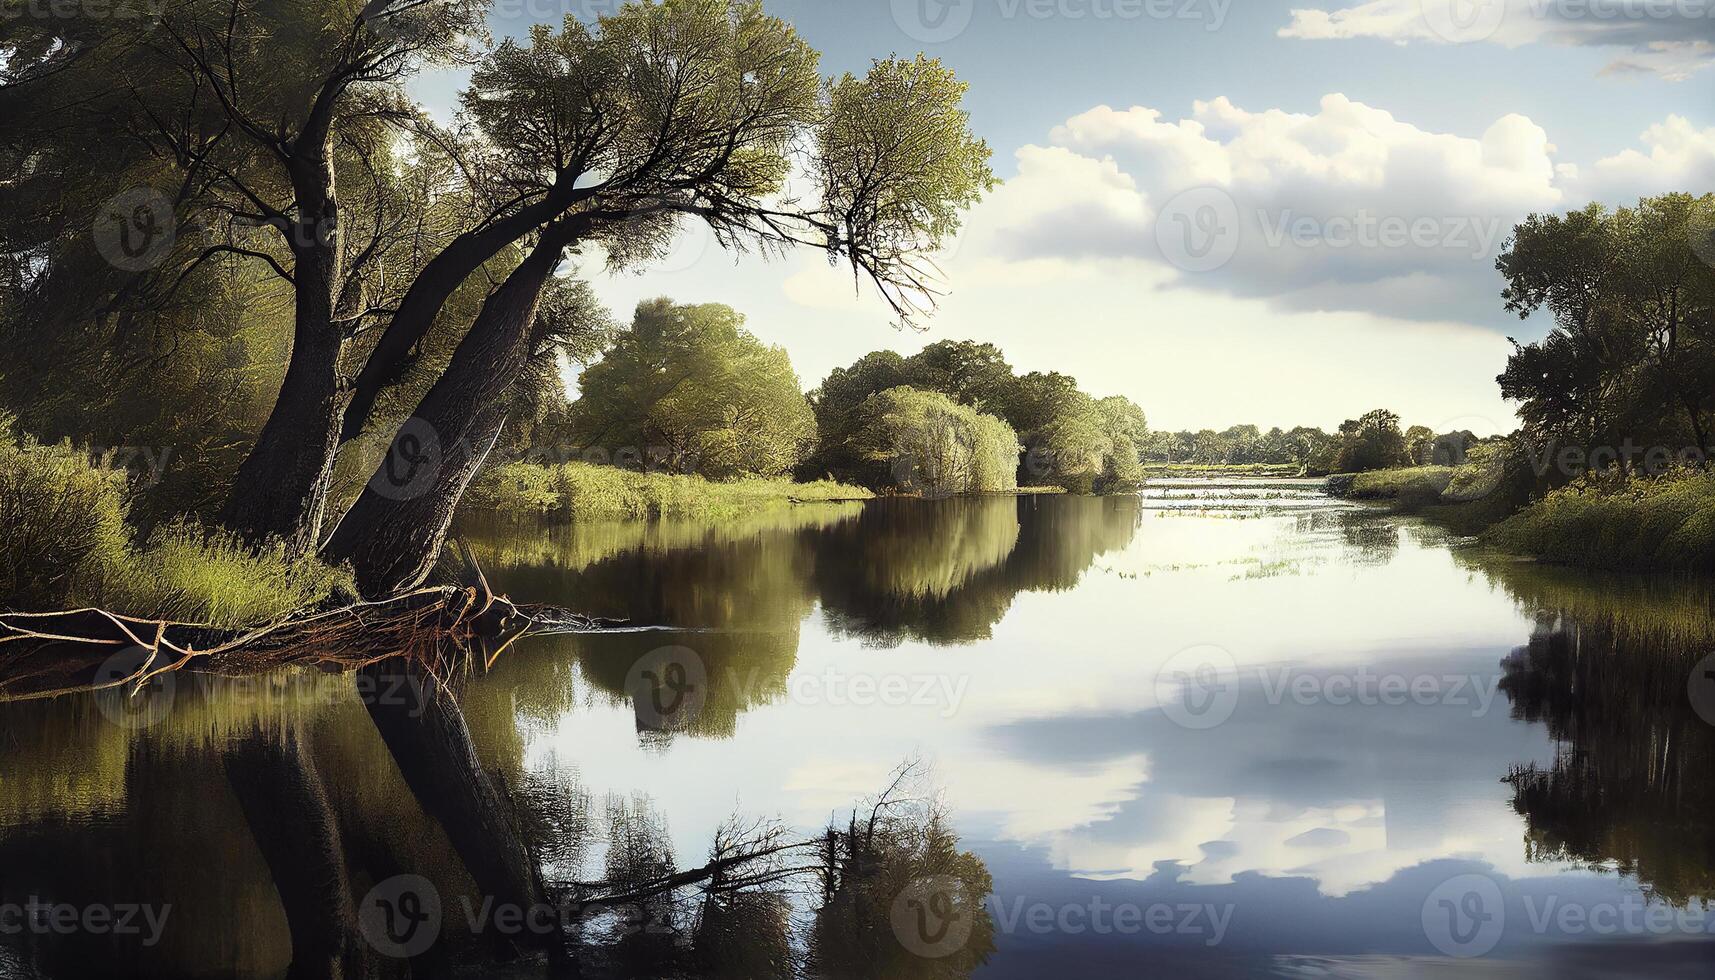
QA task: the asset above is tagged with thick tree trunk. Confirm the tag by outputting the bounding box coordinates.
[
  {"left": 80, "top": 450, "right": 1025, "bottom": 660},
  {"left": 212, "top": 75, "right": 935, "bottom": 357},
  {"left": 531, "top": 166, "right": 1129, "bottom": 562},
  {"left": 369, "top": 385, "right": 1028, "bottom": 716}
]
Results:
[
  {"left": 220, "top": 157, "right": 347, "bottom": 554},
  {"left": 339, "top": 189, "right": 588, "bottom": 445},
  {"left": 323, "top": 231, "right": 568, "bottom": 596}
]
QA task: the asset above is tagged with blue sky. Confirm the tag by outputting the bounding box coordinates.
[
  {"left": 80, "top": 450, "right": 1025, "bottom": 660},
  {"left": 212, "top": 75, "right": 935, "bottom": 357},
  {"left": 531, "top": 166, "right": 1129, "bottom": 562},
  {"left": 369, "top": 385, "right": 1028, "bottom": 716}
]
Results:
[{"left": 426, "top": 0, "right": 1715, "bottom": 432}]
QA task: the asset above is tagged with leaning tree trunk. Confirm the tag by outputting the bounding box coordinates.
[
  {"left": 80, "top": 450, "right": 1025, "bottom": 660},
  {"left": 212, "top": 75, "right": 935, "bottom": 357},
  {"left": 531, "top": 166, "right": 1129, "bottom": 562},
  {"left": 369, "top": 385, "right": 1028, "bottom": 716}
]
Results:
[
  {"left": 339, "top": 185, "right": 591, "bottom": 446},
  {"left": 220, "top": 154, "right": 347, "bottom": 555},
  {"left": 323, "top": 229, "right": 568, "bottom": 597}
]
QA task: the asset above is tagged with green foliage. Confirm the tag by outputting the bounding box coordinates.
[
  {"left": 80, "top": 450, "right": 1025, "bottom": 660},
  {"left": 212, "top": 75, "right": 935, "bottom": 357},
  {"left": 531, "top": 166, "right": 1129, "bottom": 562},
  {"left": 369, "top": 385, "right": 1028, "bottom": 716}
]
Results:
[
  {"left": 810, "top": 344, "right": 1144, "bottom": 492},
  {"left": 1498, "top": 194, "right": 1715, "bottom": 464},
  {"left": 0, "top": 423, "right": 130, "bottom": 609},
  {"left": 95, "top": 524, "right": 354, "bottom": 628},
  {"left": 818, "top": 55, "right": 998, "bottom": 319},
  {"left": 845, "top": 387, "right": 1021, "bottom": 495},
  {"left": 566, "top": 300, "right": 817, "bottom": 480},
  {"left": 0, "top": 421, "right": 349, "bottom": 621},
  {"left": 1486, "top": 469, "right": 1715, "bottom": 572},
  {"left": 464, "top": 461, "right": 870, "bottom": 522},
  {"left": 1332, "top": 409, "right": 1409, "bottom": 473}
]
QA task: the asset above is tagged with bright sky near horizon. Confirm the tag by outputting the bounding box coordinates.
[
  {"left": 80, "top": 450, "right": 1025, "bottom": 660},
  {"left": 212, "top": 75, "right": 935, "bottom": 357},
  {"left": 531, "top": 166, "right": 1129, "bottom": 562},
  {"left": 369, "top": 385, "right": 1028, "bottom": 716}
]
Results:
[{"left": 416, "top": 0, "right": 1715, "bottom": 434}]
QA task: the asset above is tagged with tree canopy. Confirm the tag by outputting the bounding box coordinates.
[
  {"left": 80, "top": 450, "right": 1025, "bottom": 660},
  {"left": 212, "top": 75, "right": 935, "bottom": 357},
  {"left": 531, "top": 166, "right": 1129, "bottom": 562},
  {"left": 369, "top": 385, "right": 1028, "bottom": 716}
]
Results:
[
  {"left": 1498, "top": 193, "right": 1715, "bottom": 464},
  {"left": 565, "top": 300, "right": 816, "bottom": 480},
  {"left": 1, "top": 0, "right": 996, "bottom": 595}
]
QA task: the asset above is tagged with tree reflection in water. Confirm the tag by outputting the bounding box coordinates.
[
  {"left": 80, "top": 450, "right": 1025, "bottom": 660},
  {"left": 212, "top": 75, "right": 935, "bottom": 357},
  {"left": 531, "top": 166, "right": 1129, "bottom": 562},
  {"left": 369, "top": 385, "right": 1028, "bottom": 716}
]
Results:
[
  {"left": 1483, "top": 560, "right": 1715, "bottom": 906},
  {"left": 0, "top": 665, "right": 995, "bottom": 978}
]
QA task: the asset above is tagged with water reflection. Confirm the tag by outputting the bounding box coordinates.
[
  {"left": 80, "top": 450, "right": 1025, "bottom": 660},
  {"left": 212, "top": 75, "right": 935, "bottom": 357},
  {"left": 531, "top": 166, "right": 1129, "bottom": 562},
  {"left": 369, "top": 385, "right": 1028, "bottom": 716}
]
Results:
[
  {"left": 813, "top": 496, "right": 1143, "bottom": 646},
  {"left": 1481, "top": 564, "right": 1715, "bottom": 906},
  {"left": 0, "top": 665, "right": 995, "bottom": 977},
  {"left": 4, "top": 486, "right": 1715, "bottom": 976}
]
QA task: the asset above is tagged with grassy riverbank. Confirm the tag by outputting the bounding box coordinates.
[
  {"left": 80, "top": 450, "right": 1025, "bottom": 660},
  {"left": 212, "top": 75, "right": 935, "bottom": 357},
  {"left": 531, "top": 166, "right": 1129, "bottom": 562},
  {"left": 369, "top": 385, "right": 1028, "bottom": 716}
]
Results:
[
  {"left": 1485, "top": 470, "right": 1715, "bottom": 572},
  {"left": 463, "top": 461, "right": 872, "bottom": 522},
  {"left": 1325, "top": 450, "right": 1715, "bottom": 572}
]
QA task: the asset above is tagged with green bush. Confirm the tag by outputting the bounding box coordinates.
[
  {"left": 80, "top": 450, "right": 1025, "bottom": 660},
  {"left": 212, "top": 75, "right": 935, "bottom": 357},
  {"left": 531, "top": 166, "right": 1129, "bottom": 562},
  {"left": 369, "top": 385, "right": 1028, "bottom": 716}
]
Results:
[
  {"left": 464, "top": 461, "right": 872, "bottom": 522},
  {"left": 0, "top": 419, "right": 351, "bottom": 622},
  {"left": 1486, "top": 469, "right": 1715, "bottom": 571},
  {"left": 0, "top": 424, "right": 130, "bottom": 609},
  {"left": 846, "top": 387, "right": 1021, "bottom": 495}
]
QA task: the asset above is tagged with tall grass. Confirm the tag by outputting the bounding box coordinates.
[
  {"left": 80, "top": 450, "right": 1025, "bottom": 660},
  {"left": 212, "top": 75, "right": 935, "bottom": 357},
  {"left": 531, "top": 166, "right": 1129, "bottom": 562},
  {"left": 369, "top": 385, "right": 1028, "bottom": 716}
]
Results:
[
  {"left": 464, "top": 461, "right": 872, "bottom": 522},
  {"left": 97, "top": 522, "right": 354, "bottom": 627},
  {"left": 0, "top": 420, "right": 351, "bottom": 623},
  {"left": 1486, "top": 469, "right": 1715, "bottom": 572}
]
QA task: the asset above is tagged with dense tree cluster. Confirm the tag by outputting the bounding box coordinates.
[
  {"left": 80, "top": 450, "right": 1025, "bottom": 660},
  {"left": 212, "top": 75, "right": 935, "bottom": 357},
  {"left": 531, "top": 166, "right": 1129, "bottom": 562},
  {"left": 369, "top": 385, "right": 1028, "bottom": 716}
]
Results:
[
  {"left": 808, "top": 341, "right": 1148, "bottom": 492},
  {"left": 556, "top": 300, "right": 816, "bottom": 480}
]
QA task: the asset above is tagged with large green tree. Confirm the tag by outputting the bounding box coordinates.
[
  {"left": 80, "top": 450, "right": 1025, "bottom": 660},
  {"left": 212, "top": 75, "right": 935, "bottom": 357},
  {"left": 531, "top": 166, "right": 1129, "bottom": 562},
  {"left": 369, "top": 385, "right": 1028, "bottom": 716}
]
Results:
[
  {"left": 567, "top": 300, "right": 816, "bottom": 480},
  {"left": 4, "top": 0, "right": 995, "bottom": 595},
  {"left": 1498, "top": 194, "right": 1715, "bottom": 466}
]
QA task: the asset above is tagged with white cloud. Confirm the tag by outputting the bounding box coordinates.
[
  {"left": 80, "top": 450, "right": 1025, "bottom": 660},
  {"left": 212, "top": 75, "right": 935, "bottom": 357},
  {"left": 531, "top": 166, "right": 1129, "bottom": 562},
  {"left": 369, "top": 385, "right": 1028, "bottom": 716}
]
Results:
[
  {"left": 957, "top": 95, "right": 1708, "bottom": 328},
  {"left": 1280, "top": 0, "right": 1715, "bottom": 81},
  {"left": 585, "top": 95, "right": 1705, "bottom": 431},
  {"left": 984, "top": 94, "right": 1563, "bottom": 325},
  {"left": 1575, "top": 114, "right": 1715, "bottom": 201}
]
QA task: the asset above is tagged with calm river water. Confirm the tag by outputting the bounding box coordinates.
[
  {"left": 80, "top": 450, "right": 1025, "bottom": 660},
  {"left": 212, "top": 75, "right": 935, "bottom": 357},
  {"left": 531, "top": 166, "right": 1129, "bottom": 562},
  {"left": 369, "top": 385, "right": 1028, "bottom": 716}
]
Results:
[{"left": 2, "top": 480, "right": 1712, "bottom": 977}]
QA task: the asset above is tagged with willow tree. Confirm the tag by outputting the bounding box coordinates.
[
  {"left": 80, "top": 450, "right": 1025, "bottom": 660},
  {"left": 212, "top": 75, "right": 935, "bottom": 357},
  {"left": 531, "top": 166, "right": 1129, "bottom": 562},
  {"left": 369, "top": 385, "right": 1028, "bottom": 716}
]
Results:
[
  {"left": 566, "top": 300, "right": 817, "bottom": 480},
  {"left": 322, "top": 2, "right": 995, "bottom": 595},
  {"left": 4, "top": 0, "right": 994, "bottom": 597}
]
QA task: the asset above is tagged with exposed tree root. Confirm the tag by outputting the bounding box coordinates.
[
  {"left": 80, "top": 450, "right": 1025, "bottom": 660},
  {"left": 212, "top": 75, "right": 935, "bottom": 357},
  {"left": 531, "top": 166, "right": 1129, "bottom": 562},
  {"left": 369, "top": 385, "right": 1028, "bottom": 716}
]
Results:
[{"left": 0, "top": 584, "right": 614, "bottom": 703}]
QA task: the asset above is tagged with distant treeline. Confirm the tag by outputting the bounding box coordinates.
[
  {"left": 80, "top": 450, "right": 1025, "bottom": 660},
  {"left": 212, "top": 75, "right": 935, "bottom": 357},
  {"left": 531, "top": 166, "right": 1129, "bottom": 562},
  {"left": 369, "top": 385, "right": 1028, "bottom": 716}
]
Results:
[{"left": 1142, "top": 411, "right": 1490, "bottom": 476}]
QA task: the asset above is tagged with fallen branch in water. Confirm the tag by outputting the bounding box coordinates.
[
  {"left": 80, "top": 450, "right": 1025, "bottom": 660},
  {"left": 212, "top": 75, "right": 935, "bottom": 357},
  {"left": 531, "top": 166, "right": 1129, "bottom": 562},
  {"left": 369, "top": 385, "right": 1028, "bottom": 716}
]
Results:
[{"left": 0, "top": 585, "right": 617, "bottom": 703}]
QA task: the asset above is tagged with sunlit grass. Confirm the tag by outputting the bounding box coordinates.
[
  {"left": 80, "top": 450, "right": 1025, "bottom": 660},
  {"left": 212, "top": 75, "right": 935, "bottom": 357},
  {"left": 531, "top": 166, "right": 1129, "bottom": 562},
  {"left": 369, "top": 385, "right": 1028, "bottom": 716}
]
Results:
[
  {"left": 464, "top": 461, "right": 873, "bottom": 522},
  {"left": 1, "top": 420, "right": 351, "bottom": 622},
  {"left": 95, "top": 522, "right": 354, "bottom": 627}
]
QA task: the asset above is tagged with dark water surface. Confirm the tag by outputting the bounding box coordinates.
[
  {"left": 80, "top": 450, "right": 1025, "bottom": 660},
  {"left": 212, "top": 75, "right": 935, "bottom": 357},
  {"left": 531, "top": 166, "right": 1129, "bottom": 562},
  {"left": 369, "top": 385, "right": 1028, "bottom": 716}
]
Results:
[{"left": 3, "top": 481, "right": 1714, "bottom": 977}]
